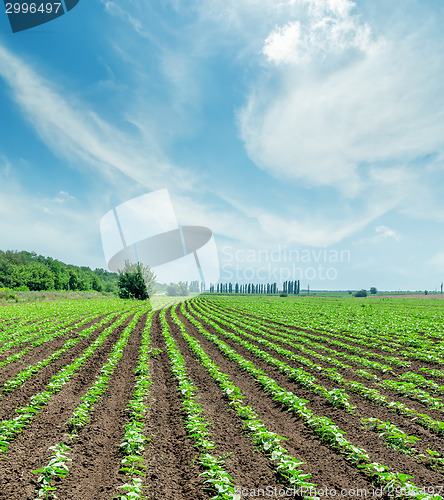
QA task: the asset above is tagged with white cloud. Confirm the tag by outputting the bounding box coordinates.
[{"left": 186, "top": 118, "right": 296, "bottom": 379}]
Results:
[
  {"left": 257, "top": 208, "right": 384, "bottom": 247},
  {"left": 263, "top": 0, "right": 373, "bottom": 64},
  {"left": 52, "top": 191, "right": 75, "bottom": 204},
  {"left": 374, "top": 225, "right": 400, "bottom": 241},
  {"left": 355, "top": 224, "right": 400, "bottom": 245},
  {"left": 2, "top": 0, "right": 442, "bottom": 271},
  {"left": 237, "top": 2, "right": 444, "bottom": 207}
]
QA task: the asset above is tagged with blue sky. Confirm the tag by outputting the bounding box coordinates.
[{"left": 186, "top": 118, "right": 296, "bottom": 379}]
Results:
[{"left": 1, "top": 0, "right": 444, "bottom": 291}]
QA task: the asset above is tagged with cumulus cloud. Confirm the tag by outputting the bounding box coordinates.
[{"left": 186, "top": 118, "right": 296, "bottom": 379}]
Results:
[{"left": 263, "top": 0, "right": 373, "bottom": 64}]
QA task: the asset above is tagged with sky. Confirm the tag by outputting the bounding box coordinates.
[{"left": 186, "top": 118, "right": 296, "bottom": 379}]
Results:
[{"left": 1, "top": 0, "right": 444, "bottom": 291}]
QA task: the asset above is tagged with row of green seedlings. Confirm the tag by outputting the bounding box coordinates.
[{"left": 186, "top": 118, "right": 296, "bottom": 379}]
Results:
[
  {"left": 0, "top": 317, "right": 54, "bottom": 346},
  {"left": 116, "top": 313, "right": 153, "bottom": 500},
  {"left": 212, "top": 302, "right": 444, "bottom": 402},
  {"left": 247, "top": 322, "right": 444, "bottom": 402},
  {"left": 169, "top": 305, "right": 318, "bottom": 495},
  {"left": 198, "top": 298, "right": 442, "bottom": 374},
  {"left": 361, "top": 418, "right": 444, "bottom": 471},
  {"left": 197, "top": 299, "right": 410, "bottom": 369},
  {"left": 33, "top": 310, "right": 146, "bottom": 500},
  {"left": 196, "top": 303, "right": 444, "bottom": 472},
  {"left": 182, "top": 303, "right": 443, "bottom": 500},
  {"left": 196, "top": 299, "right": 396, "bottom": 374},
  {"left": 190, "top": 301, "right": 444, "bottom": 436},
  {"left": 1, "top": 313, "right": 118, "bottom": 393},
  {"left": 202, "top": 298, "right": 444, "bottom": 365},
  {"left": 0, "top": 297, "right": 137, "bottom": 356},
  {"left": 216, "top": 296, "right": 444, "bottom": 354},
  {"left": 379, "top": 379, "right": 444, "bottom": 410},
  {"left": 196, "top": 298, "right": 395, "bottom": 352},
  {"left": 0, "top": 310, "right": 93, "bottom": 357},
  {"left": 0, "top": 314, "right": 96, "bottom": 372},
  {"left": 196, "top": 302, "right": 444, "bottom": 468},
  {"left": 159, "top": 308, "right": 241, "bottom": 500},
  {"left": 0, "top": 310, "right": 134, "bottom": 454},
  {"left": 0, "top": 303, "right": 74, "bottom": 341},
  {"left": 189, "top": 301, "right": 444, "bottom": 463},
  {"left": 273, "top": 306, "right": 444, "bottom": 365},
  {"left": 0, "top": 298, "right": 114, "bottom": 342},
  {"left": 421, "top": 368, "right": 444, "bottom": 378},
  {"left": 199, "top": 300, "right": 444, "bottom": 412}
]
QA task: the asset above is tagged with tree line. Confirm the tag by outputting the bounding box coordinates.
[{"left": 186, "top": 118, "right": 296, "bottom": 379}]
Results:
[
  {"left": 208, "top": 280, "right": 301, "bottom": 294},
  {"left": 0, "top": 250, "right": 118, "bottom": 292}
]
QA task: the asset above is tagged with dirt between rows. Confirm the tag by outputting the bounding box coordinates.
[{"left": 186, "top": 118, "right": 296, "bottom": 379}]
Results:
[
  {"left": 0, "top": 314, "right": 111, "bottom": 389},
  {"left": 54, "top": 312, "right": 148, "bottom": 499},
  {"left": 208, "top": 300, "right": 443, "bottom": 356},
  {"left": 183, "top": 302, "right": 444, "bottom": 489},
  {"left": 0, "top": 315, "right": 121, "bottom": 422},
  {"left": 141, "top": 313, "right": 212, "bottom": 499},
  {"left": 0, "top": 302, "right": 442, "bottom": 500},
  {"left": 173, "top": 307, "right": 374, "bottom": 492},
  {"left": 0, "top": 314, "right": 133, "bottom": 499},
  {"left": 206, "top": 301, "right": 444, "bottom": 385}
]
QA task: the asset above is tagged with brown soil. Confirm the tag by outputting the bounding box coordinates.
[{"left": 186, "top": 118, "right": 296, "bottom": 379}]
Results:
[
  {"left": 1, "top": 300, "right": 443, "bottom": 500},
  {"left": 0, "top": 314, "right": 131, "bottom": 499}
]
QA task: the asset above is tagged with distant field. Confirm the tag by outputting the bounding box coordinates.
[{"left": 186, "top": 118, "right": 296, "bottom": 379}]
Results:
[
  {"left": 0, "top": 295, "right": 444, "bottom": 499},
  {"left": 0, "top": 289, "right": 111, "bottom": 306}
]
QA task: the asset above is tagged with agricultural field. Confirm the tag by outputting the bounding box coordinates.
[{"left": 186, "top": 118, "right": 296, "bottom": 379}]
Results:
[{"left": 0, "top": 296, "right": 444, "bottom": 499}]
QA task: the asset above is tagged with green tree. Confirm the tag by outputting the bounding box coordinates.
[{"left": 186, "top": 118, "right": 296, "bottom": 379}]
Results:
[
  {"left": 167, "top": 283, "right": 180, "bottom": 296},
  {"left": 13, "top": 262, "right": 55, "bottom": 291},
  {"left": 354, "top": 289, "right": 367, "bottom": 297},
  {"left": 89, "top": 273, "right": 103, "bottom": 292},
  {"left": 178, "top": 281, "right": 189, "bottom": 296},
  {"left": 46, "top": 258, "right": 69, "bottom": 290},
  {"left": 0, "top": 255, "right": 13, "bottom": 288},
  {"left": 117, "top": 261, "right": 155, "bottom": 300},
  {"left": 68, "top": 269, "right": 80, "bottom": 290},
  {"left": 166, "top": 281, "right": 189, "bottom": 296},
  {"left": 369, "top": 287, "right": 377, "bottom": 294}
]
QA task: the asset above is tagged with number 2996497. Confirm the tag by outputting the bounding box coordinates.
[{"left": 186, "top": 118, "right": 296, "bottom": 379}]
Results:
[{"left": 5, "top": 3, "right": 62, "bottom": 14}]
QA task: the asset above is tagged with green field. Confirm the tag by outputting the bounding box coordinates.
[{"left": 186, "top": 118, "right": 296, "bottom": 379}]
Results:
[{"left": 1, "top": 295, "right": 444, "bottom": 499}]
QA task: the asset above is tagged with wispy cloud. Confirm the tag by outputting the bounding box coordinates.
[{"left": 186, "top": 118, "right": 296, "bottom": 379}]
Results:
[
  {"left": 0, "top": 44, "right": 197, "bottom": 195},
  {"left": 52, "top": 191, "right": 75, "bottom": 204},
  {"left": 1, "top": 0, "right": 442, "bottom": 282},
  {"left": 0, "top": 155, "right": 11, "bottom": 179}
]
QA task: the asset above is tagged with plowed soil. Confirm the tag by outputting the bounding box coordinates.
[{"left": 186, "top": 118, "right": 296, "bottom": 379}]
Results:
[{"left": 0, "top": 298, "right": 443, "bottom": 500}]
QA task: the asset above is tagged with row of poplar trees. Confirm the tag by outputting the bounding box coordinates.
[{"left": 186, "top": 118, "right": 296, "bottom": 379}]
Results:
[{"left": 209, "top": 281, "right": 301, "bottom": 294}]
